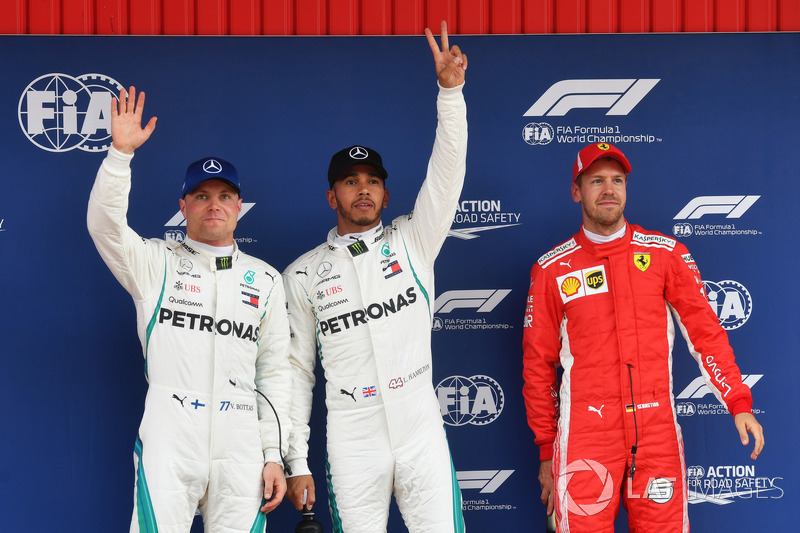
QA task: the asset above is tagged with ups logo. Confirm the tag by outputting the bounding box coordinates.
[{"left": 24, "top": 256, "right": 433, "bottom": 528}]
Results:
[{"left": 585, "top": 270, "right": 605, "bottom": 289}]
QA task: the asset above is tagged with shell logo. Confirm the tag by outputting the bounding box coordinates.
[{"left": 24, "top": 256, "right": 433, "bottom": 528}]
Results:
[{"left": 561, "top": 276, "right": 581, "bottom": 297}]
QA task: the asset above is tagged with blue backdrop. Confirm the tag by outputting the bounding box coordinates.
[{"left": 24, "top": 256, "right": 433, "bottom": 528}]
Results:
[{"left": 1, "top": 32, "right": 797, "bottom": 531}]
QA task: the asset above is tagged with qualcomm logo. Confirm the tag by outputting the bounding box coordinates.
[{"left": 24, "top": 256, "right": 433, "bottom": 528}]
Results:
[
  {"left": 436, "top": 375, "right": 504, "bottom": 427},
  {"left": 676, "top": 374, "right": 763, "bottom": 400},
  {"left": 703, "top": 280, "right": 752, "bottom": 330},
  {"left": 19, "top": 73, "right": 123, "bottom": 152},
  {"left": 457, "top": 470, "right": 514, "bottom": 493},
  {"left": 674, "top": 196, "right": 760, "bottom": 220},
  {"left": 524, "top": 79, "right": 660, "bottom": 116}
]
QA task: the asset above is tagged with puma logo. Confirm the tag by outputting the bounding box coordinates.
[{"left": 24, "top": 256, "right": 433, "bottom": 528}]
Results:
[
  {"left": 588, "top": 405, "right": 604, "bottom": 418},
  {"left": 172, "top": 394, "right": 187, "bottom": 407},
  {"left": 560, "top": 260, "right": 572, "bottom": 268},
  {"left": 340, "top": 388, "right": 357, "bottom": 402}
]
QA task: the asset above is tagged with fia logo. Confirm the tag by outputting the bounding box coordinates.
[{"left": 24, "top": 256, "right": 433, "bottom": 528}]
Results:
[
  {"left": 522, "top": 122, "right": 554, "bottom": 145},
  {"left": 19, "top": 73, "right": 123, "bottom": 152},
  {"left": 703, "top": 280, "right": 752, "bottom": 330},
  {"left": 436, "top": 375, "right": 504, "bottom": 427}
]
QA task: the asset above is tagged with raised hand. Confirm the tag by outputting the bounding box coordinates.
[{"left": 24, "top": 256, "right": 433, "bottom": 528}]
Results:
[
  {"left": 425, "top": 20, "right": 468, "bottom": 88},
  {"left": 111, "top": 86, "right": 157, "bottom": 155}
]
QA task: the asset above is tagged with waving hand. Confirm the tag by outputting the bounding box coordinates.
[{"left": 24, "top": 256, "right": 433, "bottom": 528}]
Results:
[{"left": 111, "top": 86, "right": 157, "bottom": 155}]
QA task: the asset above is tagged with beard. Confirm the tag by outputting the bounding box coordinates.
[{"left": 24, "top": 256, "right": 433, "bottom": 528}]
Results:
[
  {"left": 582, "top": 198, "right": 625, "bottom": 231},
  {"left": 341, "top": 206, "right": 383, "bottom": 230}
]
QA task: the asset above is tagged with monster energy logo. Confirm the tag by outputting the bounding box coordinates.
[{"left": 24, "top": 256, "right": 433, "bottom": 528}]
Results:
[
  {"left": 216, "top": 256, "right": 232, "bottom": 270},
  {"left": 348, "top": 240, "right": 368, "bottom": 257}
]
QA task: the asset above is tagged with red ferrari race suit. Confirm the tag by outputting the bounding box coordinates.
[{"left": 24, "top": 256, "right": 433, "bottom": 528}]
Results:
[{"left": 522, "top": 223, "right": 753, "bottom": 532}]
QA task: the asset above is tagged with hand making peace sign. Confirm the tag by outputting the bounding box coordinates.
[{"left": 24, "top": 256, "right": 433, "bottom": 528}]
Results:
[{"left": 425, "top": 20, "right": 468, "bottom": 88}]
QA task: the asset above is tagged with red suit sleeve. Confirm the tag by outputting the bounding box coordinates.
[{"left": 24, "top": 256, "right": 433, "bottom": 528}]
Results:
[
  {"left": 522, "top": 261, "right": 563, "bottom": 461},
  {"left": 665, "top": 243, "right": 753, "bottom": 416}
]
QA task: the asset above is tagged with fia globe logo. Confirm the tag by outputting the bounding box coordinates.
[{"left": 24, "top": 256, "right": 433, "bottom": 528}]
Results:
[
  {"left": 436, "top": 375, "right": 504, "bottom": 426},
  {"left": 522, "top": 122, "right": 554, "bottom": 145},
  {"left": 19, "top": 73, "right": 123, "bottom": 152},
  {"left": 703, "top": 280, "right": 752, "bottom": 330}
]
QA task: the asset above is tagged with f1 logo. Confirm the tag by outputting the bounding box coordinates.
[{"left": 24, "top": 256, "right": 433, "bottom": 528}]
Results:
[
  {"left": 434, "top": 289, "right": 511, "bottom": 313},
  {"left": 524, "top": 79, "right": 660, "bottom": 116},
  {"left": 673, "top": 196, "right": 760, "bottom": 220},
  {"left": 457, "top": 470, "right": 514, "bottom": 493},
  {"left": 676, "top": 374, "right": 763, "bottom": 399}
]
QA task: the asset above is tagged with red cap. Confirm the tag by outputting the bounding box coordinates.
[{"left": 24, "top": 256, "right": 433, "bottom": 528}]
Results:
[{"left": 572, "top": 142, "right": 632, "bottom": 181}]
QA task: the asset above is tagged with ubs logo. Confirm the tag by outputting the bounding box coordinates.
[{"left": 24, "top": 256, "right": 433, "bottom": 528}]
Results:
[{"left": 175, "top": 281, "right": 201, "bottom": 293}]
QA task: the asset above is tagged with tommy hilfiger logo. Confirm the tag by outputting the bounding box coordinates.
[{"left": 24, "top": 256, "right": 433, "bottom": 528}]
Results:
[{"left": 383, "top": 260, "right": 402, "bottom": 279}]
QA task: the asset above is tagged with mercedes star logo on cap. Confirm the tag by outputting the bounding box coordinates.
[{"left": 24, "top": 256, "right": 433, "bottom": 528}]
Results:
[
  {"left": 349, "top": 146, "right": 368, "bottom": 159},
  {"left": 203, "top": 159, "right": 223, "bottom": 174}
]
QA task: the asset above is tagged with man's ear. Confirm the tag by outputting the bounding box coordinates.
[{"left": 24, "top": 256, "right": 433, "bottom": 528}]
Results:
[{"left": 570, "top": 182, "right": 581, "bottom": 204}]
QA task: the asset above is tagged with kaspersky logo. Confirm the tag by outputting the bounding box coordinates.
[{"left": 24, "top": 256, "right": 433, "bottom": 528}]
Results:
[
  {"left": 524, "top": 79, "right": 660, "bottom": 116},
  {"left": 19, "top": 73, "right": 123, "bottom": 152}
]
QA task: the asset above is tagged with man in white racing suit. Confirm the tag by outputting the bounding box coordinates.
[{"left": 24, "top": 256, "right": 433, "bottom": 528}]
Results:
[
  {"left": 282, "top": 22, "right": 468, "bottom": 533},
  {"left": 87, "top": 87, "right": 292, "bottom": 533}
]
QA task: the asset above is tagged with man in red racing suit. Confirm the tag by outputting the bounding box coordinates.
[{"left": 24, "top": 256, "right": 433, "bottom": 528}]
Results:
[{"left": 522, "top": 142, "right": 764, "bottom": 532}]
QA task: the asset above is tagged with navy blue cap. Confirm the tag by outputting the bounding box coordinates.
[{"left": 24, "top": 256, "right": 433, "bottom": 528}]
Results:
[{"left": 182, "top": 157, "right": 240, "bottom": 197}]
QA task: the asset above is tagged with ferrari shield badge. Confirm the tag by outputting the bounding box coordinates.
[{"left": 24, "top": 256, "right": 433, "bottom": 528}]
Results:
[{"left": 634, "top": 253, "right": 651, "bottom": 272}]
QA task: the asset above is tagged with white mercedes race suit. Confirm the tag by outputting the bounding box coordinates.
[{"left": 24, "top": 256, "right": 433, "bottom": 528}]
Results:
[
  {"left": 283, "top": 84, "right": 467, "bottom": 533},
  {"left": 87, "top": 147, "right": 292, "bottom": 533}
]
